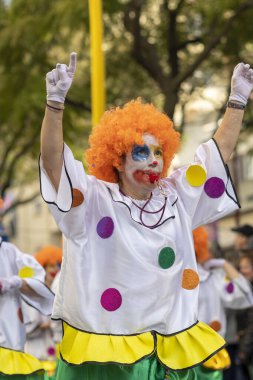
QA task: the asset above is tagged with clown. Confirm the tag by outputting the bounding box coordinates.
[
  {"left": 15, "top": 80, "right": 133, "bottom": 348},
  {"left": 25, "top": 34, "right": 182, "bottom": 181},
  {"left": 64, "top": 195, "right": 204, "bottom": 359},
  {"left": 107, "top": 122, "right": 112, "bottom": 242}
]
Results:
[
  {"left": 192, "top": 226, "right": 253, "bottom": 380},
  {"left": 25, "top": 246, "right": 62, "bottom": 373},
  {"left": 0, "top": 237, "right": 54, "bottom": 380},
  {"left": 39, "top": 53, "right": 253, "bottom": 380}
]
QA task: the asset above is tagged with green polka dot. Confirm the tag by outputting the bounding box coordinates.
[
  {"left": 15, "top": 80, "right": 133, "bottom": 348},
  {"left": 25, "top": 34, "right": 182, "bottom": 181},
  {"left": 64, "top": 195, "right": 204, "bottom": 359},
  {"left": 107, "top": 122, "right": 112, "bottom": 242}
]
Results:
[{"left": 158, "top": 247, "right": 175, "bottom": 269}]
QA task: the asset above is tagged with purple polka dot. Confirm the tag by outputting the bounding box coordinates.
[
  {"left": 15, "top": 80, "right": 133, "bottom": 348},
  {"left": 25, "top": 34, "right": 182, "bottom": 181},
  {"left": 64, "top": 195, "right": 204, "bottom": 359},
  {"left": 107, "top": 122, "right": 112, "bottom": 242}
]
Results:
[
  {"left": 226, "top": 282, "right": 234, "bottom": 294},
  {"left": 47, "top": 346, "right": 55, "bottom": 356},
  {"left": 101, "top": 288, "right": 122, "bottom": 311},
  {"left": 96, "top": 217, "right": 114, "bottom": 238},
  {"left": 204, "top": 177, "right": 225, "bottom": 198}
]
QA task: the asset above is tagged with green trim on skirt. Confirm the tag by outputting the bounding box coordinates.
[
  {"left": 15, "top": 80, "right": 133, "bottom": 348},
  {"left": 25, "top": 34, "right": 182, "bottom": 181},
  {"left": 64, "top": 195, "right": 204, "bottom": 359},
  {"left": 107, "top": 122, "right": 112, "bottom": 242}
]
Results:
[
  {"left": 0, "top": 372, "right": 44, "bottom": 380},
  {"left": 56, "top": 356, "right": 198, "bottom": 380},
  {"left": 194, "top": 365, "right": 223, "bottom": 380}
]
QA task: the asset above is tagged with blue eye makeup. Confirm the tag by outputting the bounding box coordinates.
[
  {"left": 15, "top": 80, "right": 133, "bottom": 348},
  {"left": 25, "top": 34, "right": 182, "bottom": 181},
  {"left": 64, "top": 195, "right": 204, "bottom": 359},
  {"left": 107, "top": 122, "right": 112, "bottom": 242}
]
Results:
[{"left": 131, "top": 144, "right": 150, "bottom": 161}]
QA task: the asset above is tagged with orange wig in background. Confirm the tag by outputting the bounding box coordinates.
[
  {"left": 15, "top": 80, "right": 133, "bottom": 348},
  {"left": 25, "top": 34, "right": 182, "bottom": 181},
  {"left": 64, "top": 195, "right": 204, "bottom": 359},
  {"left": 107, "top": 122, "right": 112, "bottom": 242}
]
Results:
[
  {"left": 34, "top": 246, "right": 62, "bottom": 268},
  {"left": 193, "top": 226, "right": 210, "bottom": 264},
  {"left": 85, "top": 99, "right": 181, "bottom": 183}
]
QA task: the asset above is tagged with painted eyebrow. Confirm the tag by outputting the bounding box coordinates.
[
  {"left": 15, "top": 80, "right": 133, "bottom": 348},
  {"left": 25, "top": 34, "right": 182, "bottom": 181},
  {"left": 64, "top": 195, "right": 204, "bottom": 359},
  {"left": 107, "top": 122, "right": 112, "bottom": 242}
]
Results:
[{"left": 151, "top": 145, "right": 163, "bottom": 151}]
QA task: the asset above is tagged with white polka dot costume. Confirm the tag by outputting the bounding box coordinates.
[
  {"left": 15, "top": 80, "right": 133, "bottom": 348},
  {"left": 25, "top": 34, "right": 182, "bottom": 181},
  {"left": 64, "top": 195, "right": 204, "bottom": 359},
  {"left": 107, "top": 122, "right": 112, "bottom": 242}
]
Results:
[
  {"left": 0, "top": 238, "right": 54, "bottom": 375},
  {"left": 198, "top": 264, "right": 253, "bottom": 339},
  {"left": 39, "top": 138, "right": 240, "bottom": 370}
]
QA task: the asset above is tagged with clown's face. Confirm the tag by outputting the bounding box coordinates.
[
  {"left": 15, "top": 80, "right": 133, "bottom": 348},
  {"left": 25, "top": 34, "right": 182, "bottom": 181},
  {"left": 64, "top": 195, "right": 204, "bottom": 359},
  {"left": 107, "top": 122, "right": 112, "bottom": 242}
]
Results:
[{"left": 120, "top": 134, "right": 163, "bottom": 198}]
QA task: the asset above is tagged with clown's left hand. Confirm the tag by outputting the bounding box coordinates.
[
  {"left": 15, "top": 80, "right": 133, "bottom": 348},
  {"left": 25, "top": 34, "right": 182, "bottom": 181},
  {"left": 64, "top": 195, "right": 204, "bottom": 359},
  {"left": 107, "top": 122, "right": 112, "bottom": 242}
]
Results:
[{"left": 229, "top": 63, "right": 253, "bottom": 105}]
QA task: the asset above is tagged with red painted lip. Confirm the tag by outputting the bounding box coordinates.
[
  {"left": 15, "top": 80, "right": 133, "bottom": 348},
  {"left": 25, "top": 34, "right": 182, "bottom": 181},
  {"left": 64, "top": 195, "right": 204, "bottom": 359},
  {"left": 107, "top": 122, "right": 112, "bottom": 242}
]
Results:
[
  {"left": 149, "top": 172, "right": 160, "bottom": 183},
  {"left": 50, "top": 271, "right": 57, "bottom": 278},
  {"left": 134, "top": 170, "right": 160, "bottom": 184}
]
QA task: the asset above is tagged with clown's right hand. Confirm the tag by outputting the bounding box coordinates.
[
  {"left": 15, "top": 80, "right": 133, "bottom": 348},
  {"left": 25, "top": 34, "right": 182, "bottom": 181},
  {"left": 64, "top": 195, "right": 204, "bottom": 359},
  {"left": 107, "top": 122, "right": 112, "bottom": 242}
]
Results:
[
  {"left": 46, "top": 52, "right": 77, "bottom": 104},
  {"left": 0, "top": 276, "right": 22, "bottom": 295}
]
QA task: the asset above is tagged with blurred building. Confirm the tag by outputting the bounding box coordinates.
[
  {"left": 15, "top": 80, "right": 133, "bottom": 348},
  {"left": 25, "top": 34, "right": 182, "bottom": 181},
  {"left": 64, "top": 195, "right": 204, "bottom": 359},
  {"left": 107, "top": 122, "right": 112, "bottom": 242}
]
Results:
[{"left": 3, "top": 182, "right": 61, "bottom": 254}]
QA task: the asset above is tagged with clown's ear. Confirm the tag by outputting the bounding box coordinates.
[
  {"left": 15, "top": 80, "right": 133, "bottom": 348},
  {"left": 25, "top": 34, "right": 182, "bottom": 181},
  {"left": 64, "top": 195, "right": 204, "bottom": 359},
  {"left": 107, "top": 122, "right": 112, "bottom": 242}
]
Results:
[{"left": 117, "top": 156, "right": 125, "bottom": 173}]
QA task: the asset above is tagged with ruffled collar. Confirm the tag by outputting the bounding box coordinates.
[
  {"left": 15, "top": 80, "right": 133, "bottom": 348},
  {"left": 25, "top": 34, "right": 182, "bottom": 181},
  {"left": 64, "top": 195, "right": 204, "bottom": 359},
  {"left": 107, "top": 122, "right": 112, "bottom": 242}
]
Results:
[{"left": 105, "top": 180, "right": 178, "bottom": 229}]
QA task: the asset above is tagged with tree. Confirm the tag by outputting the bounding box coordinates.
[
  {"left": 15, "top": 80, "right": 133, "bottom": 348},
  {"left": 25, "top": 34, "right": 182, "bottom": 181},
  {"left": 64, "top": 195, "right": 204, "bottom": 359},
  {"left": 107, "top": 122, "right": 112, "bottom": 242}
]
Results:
[{"left": 1, "top": 0, "right": 253, "bottom": 220}]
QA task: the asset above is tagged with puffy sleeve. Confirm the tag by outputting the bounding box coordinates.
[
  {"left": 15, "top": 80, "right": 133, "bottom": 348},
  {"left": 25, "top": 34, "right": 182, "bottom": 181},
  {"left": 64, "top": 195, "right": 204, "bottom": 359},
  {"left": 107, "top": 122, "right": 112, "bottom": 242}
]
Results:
[
  {"left": 39, "top": 143, "right": 96, "bottom": 239},
  {"left": 214, "top": 270, "right": 253, "bottom": 309},
  {"left": 168, "top": 138, "right": 240, "bottom": 229},
  {"left": 12, "top": 244, "right": 54, "bottom": 315}
]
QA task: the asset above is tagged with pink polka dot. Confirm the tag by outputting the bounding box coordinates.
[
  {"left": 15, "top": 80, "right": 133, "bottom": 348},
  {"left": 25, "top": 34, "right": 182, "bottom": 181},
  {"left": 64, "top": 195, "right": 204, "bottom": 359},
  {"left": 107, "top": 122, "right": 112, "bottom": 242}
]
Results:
[
  {"left": 97, "top": 217, "right": 114, "bottom": 239},
  {"left": 204, "top": 177, "right": 225, "bottom": 198},
  {"left": 101, "top": 288, "right": 122, "bottom": 311},
  {"left": 47, "top": 346, "right": 55, "bottom": 356},
  {"left": 226, "top": 282, "right": 234, "bottom": 294}
]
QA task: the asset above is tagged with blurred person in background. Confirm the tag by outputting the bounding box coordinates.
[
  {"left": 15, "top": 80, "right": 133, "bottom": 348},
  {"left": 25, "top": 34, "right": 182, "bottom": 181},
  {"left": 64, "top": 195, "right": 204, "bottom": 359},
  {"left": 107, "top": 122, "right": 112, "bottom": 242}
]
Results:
[
  {"left": 224, "top": 228, "right": 253, "bottom": 380},
  {"left": 231, "top": 224, "right": 253, "bottom": 251},
  {"left": 236, "top": 253, "right": 253, "bottom": 379},
  {"left": 193, "top": 226, "right": 253, "bottom": 380},
  {"left": 25, "top": 246, "right": 62, "bottom": 379},
  {"left": 0, "top": 237, "right": 54, "bottom": 380}
]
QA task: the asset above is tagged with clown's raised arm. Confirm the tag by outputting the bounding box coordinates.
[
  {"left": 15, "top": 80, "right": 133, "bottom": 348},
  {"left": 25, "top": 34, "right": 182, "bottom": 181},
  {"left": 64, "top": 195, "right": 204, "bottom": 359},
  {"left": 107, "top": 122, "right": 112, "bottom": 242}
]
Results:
[
  {"left": 41, "top": 52, "right": 77, "bottom": 191},
  {"left": 214, "top": 63, "right": 253, "bottom": 163}
]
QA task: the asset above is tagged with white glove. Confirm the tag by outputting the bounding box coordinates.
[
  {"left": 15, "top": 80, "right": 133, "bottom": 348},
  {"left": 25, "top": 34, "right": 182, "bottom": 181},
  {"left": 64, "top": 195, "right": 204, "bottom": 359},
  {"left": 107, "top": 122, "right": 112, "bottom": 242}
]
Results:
[
  {"left": 0, "top": 276, "right": 22, "bottom": 295},
  {"left": 229, "top": 63, "right": 253, "bottom": 105},
  {"left": 46, "top": 52, "right": 77, "bottom": 103},
  {"left": 203, "top": 258, "right": 225, "bottom": 271}
]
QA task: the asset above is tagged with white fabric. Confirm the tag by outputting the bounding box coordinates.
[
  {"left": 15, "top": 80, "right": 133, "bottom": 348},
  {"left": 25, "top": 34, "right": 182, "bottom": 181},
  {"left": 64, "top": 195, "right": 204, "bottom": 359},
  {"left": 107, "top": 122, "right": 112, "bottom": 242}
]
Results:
[
  {"left": 40, "top": 139, "right": 239, "bottom": 335},
  {"left": 25, "top": 308, "right": 55, "bottom": 360},
  {"left": 0, "top": 240, "right": 54, "bottom": 351},
  {"left": 0, "top": 276, "right": 22, "bottom": 294},
  {"left": 24, "top": 273, "right": 62, "bottom": 360},
  {"left": 203, "top": 258, "right": 225, "bottom": 270},
  {"left": 198, "top": 264, "right": 253, "bottom": 337}
]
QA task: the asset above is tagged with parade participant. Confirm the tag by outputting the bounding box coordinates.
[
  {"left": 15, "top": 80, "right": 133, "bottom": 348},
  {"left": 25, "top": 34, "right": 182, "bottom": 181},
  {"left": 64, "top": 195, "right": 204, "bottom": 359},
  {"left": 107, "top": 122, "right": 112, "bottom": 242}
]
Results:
[
  {"left": 25, "top": 246, "right": 62, "bottom": 377},
  {"left": 231, "top": 224, "right": 253, "bottom": 251},
  {"left": 39, "top": 52, "right": 253, "bottom": 380},
  {"left": 192, "top": 226, "right": 253, "bottom": 380},
  {"left": 0, "top": 237, "right": 54, "bottom": 380}
]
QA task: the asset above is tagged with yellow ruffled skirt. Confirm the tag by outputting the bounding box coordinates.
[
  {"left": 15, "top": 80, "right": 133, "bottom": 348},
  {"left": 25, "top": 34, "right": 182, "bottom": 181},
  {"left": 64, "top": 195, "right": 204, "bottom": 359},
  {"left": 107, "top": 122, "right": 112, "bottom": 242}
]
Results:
[
  {"left": 60, "top": 320, "right": 225, "bottom": 370},
  {"left": 0, "top": 346, "right": 44, "bottom": 376}
]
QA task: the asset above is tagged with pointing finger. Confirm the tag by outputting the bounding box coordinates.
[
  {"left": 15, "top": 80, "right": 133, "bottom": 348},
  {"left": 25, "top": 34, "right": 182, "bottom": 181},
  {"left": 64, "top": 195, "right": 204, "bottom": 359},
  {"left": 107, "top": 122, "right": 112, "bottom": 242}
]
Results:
[{"left": 68, "top": 52, "right": 77, "bottom": 75}]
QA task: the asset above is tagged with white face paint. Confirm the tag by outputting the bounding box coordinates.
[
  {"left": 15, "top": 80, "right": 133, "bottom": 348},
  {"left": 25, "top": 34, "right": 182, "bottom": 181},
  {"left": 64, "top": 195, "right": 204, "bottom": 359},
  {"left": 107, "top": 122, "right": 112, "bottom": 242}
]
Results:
[{"left": 122, "top": 134, "right": 164, "bottom": 190}]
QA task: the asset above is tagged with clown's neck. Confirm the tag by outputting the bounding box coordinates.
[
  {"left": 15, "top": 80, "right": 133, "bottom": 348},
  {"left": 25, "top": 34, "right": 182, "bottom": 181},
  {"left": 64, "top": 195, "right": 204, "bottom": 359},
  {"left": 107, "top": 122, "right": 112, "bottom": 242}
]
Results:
[{"left": 119, "top": 182, "right": 151, "bottom": 200}]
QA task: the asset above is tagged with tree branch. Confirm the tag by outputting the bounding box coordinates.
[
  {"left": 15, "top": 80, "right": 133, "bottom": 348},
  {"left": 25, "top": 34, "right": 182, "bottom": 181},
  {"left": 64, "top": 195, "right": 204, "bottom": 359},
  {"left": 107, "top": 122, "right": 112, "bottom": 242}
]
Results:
[
  {"left": 174, "top": 0, "right": 253, "bottom": 88},
  {"left": 1, "top": 131, "right": 38, "bottom": 197},
  {"left": 1, "top": 191, "right": 40, "bottom": 217},
  {"left": 0, "top": 123, "right": 26, "bottom": 173},
  {"left": 65, "top": 97, "right": 91, "bottom": 112},
  {"left": 124, "top": 0, "right": 168, "bottom": 90}
]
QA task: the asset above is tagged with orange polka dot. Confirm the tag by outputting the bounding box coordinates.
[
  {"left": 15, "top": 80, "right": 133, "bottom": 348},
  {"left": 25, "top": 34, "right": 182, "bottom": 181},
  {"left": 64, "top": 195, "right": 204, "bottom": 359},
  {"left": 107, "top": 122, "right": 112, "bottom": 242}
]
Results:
[
  {"left": 71, "top": 188, "right": 84, "bottom": 207},
  {"left": 182, "top": 269, "right": 199, "bottom": 290},
  {"left": 17, "top": 307, "right": 24, "bottom": 323},
  {"left": 210, "top": 320, "right": 222, "bottom": 332}
]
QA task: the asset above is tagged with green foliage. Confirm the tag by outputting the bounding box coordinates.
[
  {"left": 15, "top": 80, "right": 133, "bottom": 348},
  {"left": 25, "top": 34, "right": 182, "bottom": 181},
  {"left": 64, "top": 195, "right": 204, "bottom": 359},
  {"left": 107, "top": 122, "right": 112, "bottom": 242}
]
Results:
[{"left": 1, "top": 0, "right": 253, "bottom": 213}]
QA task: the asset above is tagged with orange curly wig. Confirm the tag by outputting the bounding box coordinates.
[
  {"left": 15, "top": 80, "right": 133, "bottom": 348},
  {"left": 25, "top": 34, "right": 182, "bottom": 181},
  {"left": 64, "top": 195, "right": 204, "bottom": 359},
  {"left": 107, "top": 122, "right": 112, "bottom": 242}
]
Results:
[
  {"left": 193, "top": 226, "right": 210, "bottom": 264},
  {"left": 34, "top": 246, "right": 62, "bottom": 268},
  {"left": 85, "top": 99, "right": 181, "bottom": 183}
]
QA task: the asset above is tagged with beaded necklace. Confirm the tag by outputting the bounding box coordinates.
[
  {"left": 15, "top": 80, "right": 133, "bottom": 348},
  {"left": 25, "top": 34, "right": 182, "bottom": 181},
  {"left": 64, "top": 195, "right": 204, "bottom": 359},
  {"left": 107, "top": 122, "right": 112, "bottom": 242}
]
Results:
[{"left": 120, "top": 189, "right": 167, "bottom": 229}]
